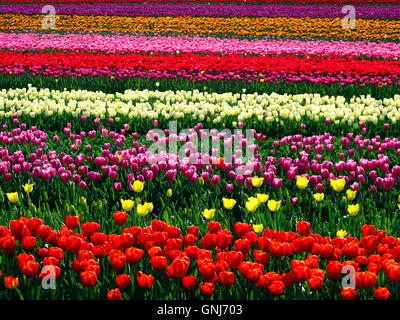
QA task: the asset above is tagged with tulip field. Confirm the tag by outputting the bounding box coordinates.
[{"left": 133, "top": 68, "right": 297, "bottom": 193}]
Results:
[{"left": 1, "top": 0, "right": 400, "bottom": 302}]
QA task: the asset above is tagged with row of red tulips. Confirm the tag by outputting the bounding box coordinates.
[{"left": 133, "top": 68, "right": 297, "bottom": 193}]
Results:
[
  {"left": 1, "top": 52, "right": 398, "bottom": 76},
  {"left": 0, "top": 216, "right": 398, "bottom": 300}
]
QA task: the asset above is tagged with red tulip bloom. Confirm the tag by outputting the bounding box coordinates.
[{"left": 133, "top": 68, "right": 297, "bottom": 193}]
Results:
[
  {"left": 257, "top": 274, "right": 272, "bottom": 290},
  {"left": 361, "top": 225, "right": 376, "bottom": 238},
  {"left": 184, "top": 234, "right": 198, "bottom": 247},
  {"left": 65, "top": 216, "right": 80, "bottom": 230},
  {"left": 37, "top": 247, "right": 48, "bottom": 258},
  {"left": 234, "top": 223, "right": 252, "bottom": 238},
  {"left": 115, "top": 274, "right": 131, "bottom": 290},
  {"left": 125, "top": 247, "right": 144, "bottom": 264},
  {"left": 17, "top": 253, "right": 35, "bottom": 269},
  {"left": 4, "top": 276, "right": 19, "bottom": 290},
  {"left": 182, "top": 276, "right": 197, "bottom": 291},
  {"left": 151, "top": 220, "right": 167, "bottom": 232},
  {"left": 21, "top": 260, "right": 39, "bottom": 278},
  {"left": 356, "top": 271, "right": 377, "bottom": 289},
  {"left": 361, "top": 235, "right": 378, "bottom": 253},
  {"left": 150, "top": 256, "right": 167, "bottom": 272},
  {"left": 81, "top": 271, "right": 97, "bottom": 288},
  {"left": 308, "top": 276, "right": 324, "bottom": 291},
  {"left": 185, "top": 246, "right": 199, "bottom": 260},
  {"left": 216, "top": 231, "right": 233, "bottom": 250},
  {"left": 81, "top": 222, "right": 100, "bottom": 237},
  {"left": 201, "top": 233, "right": 217, "bottom": 250},
  {"left": 326, "top": 261, "right": 343, "bottom": 280},
  {"left": 374, "top": 287, "right": 390, "bottom": 300},
  {"left": 107, "top": 288, "right": 122, "bottom": 300},
  {"left": 219, "top": 271, "right": 235, "bottom": 287},
  {"left": 253, "top": 250, "right": 270, "bottom": 266},
  {"left": 208, "top": 221, "right": 221, "bottom": 234},
  {"left": 48, "top": 247, "right": 64, "bottom": 261},
  {"left": 294, "top": 265, "right": 312, "bottom": 282},
  {"left": 167, "top": 257, "right": 190, "bottom": 278},
  {"left": 25, "top": 219, "right": 42, "bottom": 236},
  {"left": 319, "top": 244, "right": 334, "bottom": 259},
  {"left": 199, "top": 282, "right": 214, "bottom": 298},
  {"left": 90, "top": 232, "right": 107, "bottom": 245},
  {"left": 233, "top": 238, "right": 251, "bottom": 256},
  {"left": 0, "top": 235, "right": 16, "bottom": 256},
  {"left": 93, "top": 245, "right": 107, "bottom": 259},
  {"left": 113, "top": 211, "right": 128, "bottom": 226},
  {"left": 297, "top": 221, "right": 311, "bottom": 236},
  {"left": 136, "top": 271, "right": 154, "bottom": 289},
  {"left": 227, "top": 251, "right": 243, "bottom": 269},
  {"left": 199, "top": 262, "right": 216, "bottom": 281},
  {"left": 21, "top": 236, "right": 37, "bottom": 252},
  {"left": 281, "top": 272, "right": 295, "bottom": 288},
  {"left": 187, "top": 226, "right": 200, "bottom": 237},
  {"left": 268, "top": 280, "right": 285, "bottom": 297},
  {"left": 10, "top": 220, "right": 30, "bottom": 240},
  {"left": 341, "top": 287, "right": 358, "bottom": 300},
  {"left": 343, "top": 242, "right": 359, "bottom": 259},
  {"left": 109, "top": 253, "right": 127, "bottom": 271}
]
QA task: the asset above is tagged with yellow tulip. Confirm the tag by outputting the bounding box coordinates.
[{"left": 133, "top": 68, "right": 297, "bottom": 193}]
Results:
[
  {"left": 144, "top": 202, "right": 154, "bottom": 214},
  {"left": 222, "top": 198, "right": 236, "bottom": 210},
  {"left": 346, "top": 189, "right": 357, "bottom": 201},
  {"left": 136, "top": 204, "right": 149, "bottom": 217},
  {"left": 253, "top": 224, "right": 264, "bottom": 233},
  {"left": 198, "top": 177, "right": 204, "bottom": 185},
  {"left": 251, "top": 177, "right": 264, "bottom": 188},
  {"left": 398, "top": 203, "right": 400, "bottom": 211},
  {"left": 245, "top": 197, "right": 260, "bottom": 213},
  {"left": 330, "top": 178, "right": 346, "bottom": 192},
  {"left": 202, "top": 209, "right": 216, "bottom": 220},
  {"left": 133, "top": 180, "right": 144, "bottom": 193},
  {"left": 22, "top": 183, "right": 34, "bottom": 193},
  {"left": 347, "top": 204, "right": 360, "bottom": 217},
  {"left": 80, "top": 196, "right": 87, "bottom": 206},
  {"left": 6, "top": 192, "right": 18, "bottom": 204},
  {"left": 267, "top": 200, "right": 281, "bottom": 212},
  {"left": 256, "top": 193, "right": 269, "bottom": 204},
  {"left": 121, "top": 199, "right": 134, "bottom": 212},
  {"left": 313, "top": 193, "right": 325, "bottom": 202},
  {"left": 166, "top": 189, "right": 172, "bottom": 198},
  {"left": 336, "top": 229, "right": 347, "bottom": 238},
  {"left": 398, "top": 194, "right": 400, "bottom": 203},
  {"left": 296, "top": 176, "right": 309, "bottom": 190}
]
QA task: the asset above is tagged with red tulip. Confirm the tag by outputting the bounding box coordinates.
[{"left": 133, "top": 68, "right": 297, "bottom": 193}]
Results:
[
  {"left": 297, "top": 221, "right": 311, "bottom": 236},
  {"left": 374, "top": 287, "right": 390, "bottom": 300},
  {"left": 341, "top": 287, "right": 357, "bottom": 300},
  {"left": 199, "top": 282, "right": 214, "bottom": 298},
  {"left": 107, "top": 288, "right": 122, "bottom": 300},
  {"left": 219, "top": 271, "right": 235, "bottom": 287},
  {"left": 113, "top": 211, "right": 128, "bottom": 226},
  {"left": 182, "top": 276, "right": 197, "bottom": 291},
  {"left": 115, "top": 274, "right": 131, "bottom": 290},
  {"left": 136, "top": 271, "right": 154, "bottom": 289}
]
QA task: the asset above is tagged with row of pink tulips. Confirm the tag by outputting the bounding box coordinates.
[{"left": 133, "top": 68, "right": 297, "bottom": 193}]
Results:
[
  {"left": 1, "top": 32, "right": 399, "bottom": 59},
  {"left": 1, "top": 117, "right": 400, "bottom": 195}
]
